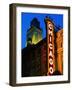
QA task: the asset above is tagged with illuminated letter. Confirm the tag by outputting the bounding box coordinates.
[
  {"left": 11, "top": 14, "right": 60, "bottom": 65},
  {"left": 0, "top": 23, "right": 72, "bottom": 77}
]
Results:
[
  {"left": 49, "top": 67, "right": 53, "bottom": 74},
  {"left": 49, "top": 58, "right": 53, "bottom": 65}
]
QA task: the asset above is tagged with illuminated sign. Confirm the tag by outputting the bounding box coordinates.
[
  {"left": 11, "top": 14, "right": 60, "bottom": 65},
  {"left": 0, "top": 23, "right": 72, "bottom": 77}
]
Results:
[{"left": 47, "top": 20, "right": 54, "bottom": 75}]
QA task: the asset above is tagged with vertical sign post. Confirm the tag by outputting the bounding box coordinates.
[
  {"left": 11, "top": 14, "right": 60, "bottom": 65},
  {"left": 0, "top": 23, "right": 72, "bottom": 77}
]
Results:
[{"left": 45, "top": 17, "right": 55, "bottom": 75}]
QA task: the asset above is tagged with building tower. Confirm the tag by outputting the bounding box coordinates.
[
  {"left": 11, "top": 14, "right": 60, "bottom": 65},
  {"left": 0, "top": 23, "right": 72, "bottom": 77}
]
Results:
[{"left": 27, "top": 18, "right": 42, "bottom": 46}]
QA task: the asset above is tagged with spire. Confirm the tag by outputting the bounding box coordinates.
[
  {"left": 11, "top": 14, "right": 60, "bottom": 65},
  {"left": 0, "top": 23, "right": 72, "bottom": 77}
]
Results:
[{"left": 30, "top": 17, "right": 40, "bottom": 29}]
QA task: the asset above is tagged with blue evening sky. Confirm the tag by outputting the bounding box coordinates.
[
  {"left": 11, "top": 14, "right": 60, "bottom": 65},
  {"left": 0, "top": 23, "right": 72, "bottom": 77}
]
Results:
[{"left": 21, "top": 12, "right": 63, "bottom": 49}]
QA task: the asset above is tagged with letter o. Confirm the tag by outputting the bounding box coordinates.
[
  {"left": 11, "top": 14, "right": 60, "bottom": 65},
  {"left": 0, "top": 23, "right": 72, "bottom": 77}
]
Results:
[
  {"left": 49, "top": 58, "right": 53, "bottom": 65},
  {"left": 49, "top": 67, "right": 53, "bottom": 74}
]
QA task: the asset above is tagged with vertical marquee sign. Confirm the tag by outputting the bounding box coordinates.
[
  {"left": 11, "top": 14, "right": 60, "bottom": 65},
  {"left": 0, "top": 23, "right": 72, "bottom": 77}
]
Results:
[{"left": 45, "top": 17, "right": 55, "bottom": 75}]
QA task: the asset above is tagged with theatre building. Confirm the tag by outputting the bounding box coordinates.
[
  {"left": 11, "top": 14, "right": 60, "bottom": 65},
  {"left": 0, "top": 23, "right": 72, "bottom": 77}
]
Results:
[{"left": 22, "top": 17, "right": 63, "bottom": 77}]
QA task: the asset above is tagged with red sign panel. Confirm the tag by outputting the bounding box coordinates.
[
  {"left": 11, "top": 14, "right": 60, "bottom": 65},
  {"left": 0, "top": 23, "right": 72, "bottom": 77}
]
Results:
[{"left": 47, "top": 20, "right": 54, "bottom": 75}]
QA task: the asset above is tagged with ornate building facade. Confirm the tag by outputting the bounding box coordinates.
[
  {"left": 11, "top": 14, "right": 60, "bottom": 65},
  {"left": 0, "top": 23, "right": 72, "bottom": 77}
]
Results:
[{"left": 56, "top": 29, "right": 63, "bottom": 74}]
